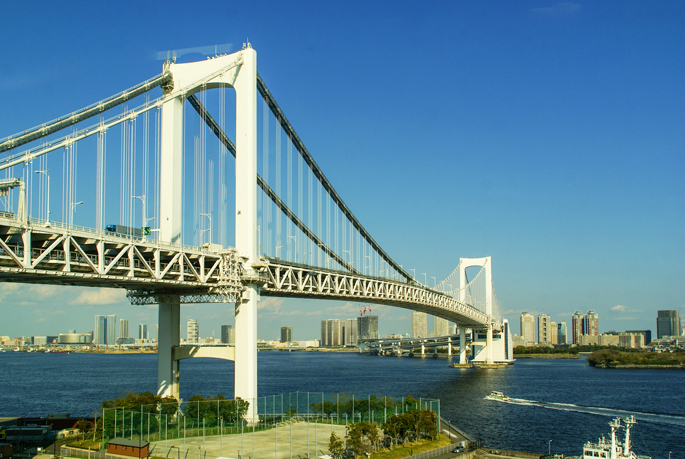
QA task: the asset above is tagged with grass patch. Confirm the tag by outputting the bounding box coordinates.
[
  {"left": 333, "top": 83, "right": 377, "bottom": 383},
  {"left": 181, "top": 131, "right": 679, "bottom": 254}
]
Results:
[
  {"left": 371, "top": 434, "right": 453, "bottom": 459},
  {"left": 66, "top": 439, "right": 104, "bottom": 451}
]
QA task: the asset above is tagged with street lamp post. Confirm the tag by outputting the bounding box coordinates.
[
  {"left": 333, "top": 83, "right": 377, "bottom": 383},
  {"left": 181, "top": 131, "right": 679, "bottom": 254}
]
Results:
[
  {"left": 70, "top": 201, "right": 83, "bottom": 226},
  {"left": 34, "top": 170, "right": 50, "bottom": 226},
  {"left": 200, "top": 213, "right": 212, "bottom": 245},
  {"left": 132, "top": 195, "right": 154, "bottom": 240},
  {"left": 410, "top": 268, "right": 415, "bottom": 280},
  {"left": 364, "top": 255, "right": 371, "bottom": 275},
  {"left": 431, "top": 276, "right": 436, "bottom": 288},
  {"left": 548, "top": 440, "right": 552, "bottom": 455},
  {"left": 276, "top": 245, "right": 284, "bottom": 258},
  {"left": 422, "top": 273, "right": 427, "bottom": 286}
]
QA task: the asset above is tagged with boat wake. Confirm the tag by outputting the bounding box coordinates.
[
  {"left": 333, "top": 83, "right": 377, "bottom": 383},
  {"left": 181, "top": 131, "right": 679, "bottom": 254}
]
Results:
[{"left": 487, "top": 397, "right": 685, "bottom": 427}]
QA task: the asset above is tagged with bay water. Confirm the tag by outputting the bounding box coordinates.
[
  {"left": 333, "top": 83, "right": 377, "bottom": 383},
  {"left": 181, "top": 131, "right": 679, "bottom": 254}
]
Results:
[{"left": 1, "top": 351, "right": 683, "bottom": 458}]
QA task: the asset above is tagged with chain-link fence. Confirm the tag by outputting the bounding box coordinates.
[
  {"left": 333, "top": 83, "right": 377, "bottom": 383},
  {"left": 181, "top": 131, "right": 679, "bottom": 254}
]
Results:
[{"left": 97, "top": 392, "right": 440, "bottom": 459}]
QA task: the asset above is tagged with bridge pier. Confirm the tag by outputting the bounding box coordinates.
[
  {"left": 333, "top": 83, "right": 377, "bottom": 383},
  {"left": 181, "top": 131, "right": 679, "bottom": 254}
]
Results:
[
  {"left": 157, "top": 299, "right": 180, "bottom": 399},
  {"left": 459, "top": 327, "right": 467, "bottom": 364}
]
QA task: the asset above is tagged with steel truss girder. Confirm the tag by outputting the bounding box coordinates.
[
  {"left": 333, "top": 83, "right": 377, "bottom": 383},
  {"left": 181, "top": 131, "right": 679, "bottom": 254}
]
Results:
[
  {"left": 0, "top": 217, "right": 243, "bottom": 300},
  {"left": 260, "top": 261, "right": 501, "bottom": 329}
]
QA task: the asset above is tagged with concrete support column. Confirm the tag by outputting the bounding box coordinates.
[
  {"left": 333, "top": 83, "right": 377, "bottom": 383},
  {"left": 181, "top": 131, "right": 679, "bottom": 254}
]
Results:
[
  {"left": 459, "top": 327, "right": 467, "bottom": 364},
  {"left": 447, "top": 337, "right": 452, "bottom": 358},
  {"left": 486, "top": 324, "right": 493, "bottom": 364},
  {"left": 421, "top": 343, "right": 425, "bottom": 356},
  {"left": 157, "top": 299, "right": 180, "bottom": 399}
]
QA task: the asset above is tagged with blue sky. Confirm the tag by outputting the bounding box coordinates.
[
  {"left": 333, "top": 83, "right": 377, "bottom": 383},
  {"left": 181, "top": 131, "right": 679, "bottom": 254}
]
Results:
[{"left": 0, "top": 1, "right": 683, "bottom": 341}]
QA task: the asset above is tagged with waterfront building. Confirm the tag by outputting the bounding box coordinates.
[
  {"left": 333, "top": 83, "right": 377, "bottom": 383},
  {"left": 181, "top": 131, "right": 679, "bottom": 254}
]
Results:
[
  {"left": 187, "top": 319, "right": 199, "bottom": 343},
  {"left": 537, "top": 314, "right": 551, "bottom": 344},
  {"left": 221, "top": 325, "right": 235, "bottom": 344},
  {"left": 520, "top": 312, "right": 535, "bottom": 346},
  {"left": 33, "top": 336, "right": 48, "bottom": 346},
  {"left": 94, "top": 315, "right": 116, "bottom": 346},
  {"left": 343, "top": 318, "right": 359, "bottom": 346},
  {"left": 281, "top": 326, "right": 292, "bottom": 343},
  {"left": 657, "top": 310, "right": 680, "bottom": 338},
  {"left": 557, "top": 321, "right": 568, "bottom": 344},
  {"left": 550, "top": 321, "right": 558, "bottom": 344},
  {"left": 584, "top": 310, "right": 599, "bottom": 336},
  {"left": 626, "top": 329, "right": 651, "bottom": 344},
  {"left": 411, "top": 311, "right": 427, "bottom": 338},
  {"left": 120, "top": 319, "right": 129, "bottom": 339},
  {"left": 434, "top": 316, "right": 449, "bottom": 336},
  {"left": 358, "top": 315, "right": 379, "bottom": 340},
  {"left": 58, "top": 333, "right": 92, "bottom": 344},
  {"left": 321, "top": 319, "right": 342, "bottom": 347},
  {"left": 139, "top": 324, "right": 148, "bottom": 340},
  {"left": 571, "top": 310, "right": 584, "bottom": 344},
  {"left": 619, "top": 333, "right": 645, "bottom": 348}
]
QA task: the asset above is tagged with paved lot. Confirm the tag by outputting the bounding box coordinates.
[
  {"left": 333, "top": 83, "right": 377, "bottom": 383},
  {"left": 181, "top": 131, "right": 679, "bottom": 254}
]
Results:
[{"left": 150, "top": 421, "right": 348, "bottom": 459}]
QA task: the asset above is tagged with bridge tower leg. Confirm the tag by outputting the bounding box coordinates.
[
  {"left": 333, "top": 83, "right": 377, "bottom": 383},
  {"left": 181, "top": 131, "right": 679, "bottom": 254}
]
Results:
[
  {"left": 157, "top": 62, "right": 185, "bottom": 399},
  {"left": 157, "top": 300, "right": 180, "bottom": 399},
  {"left": 447, "top": 337, "right": 452, "bottom": 359},
  {"left": 459, "top": 257, "right": 494, "bottom": 364},
  {"left": 233, "top": 46, "right": 259, "bottom": 416},
  {"left": 459, "top": 327, "right": 467, "bottom": 364}
]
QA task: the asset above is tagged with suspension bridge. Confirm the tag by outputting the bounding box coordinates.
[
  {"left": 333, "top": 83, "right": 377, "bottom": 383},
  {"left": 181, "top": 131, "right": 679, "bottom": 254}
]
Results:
[{"left": 0, "top": 44, "right": 512, "bottom": 417}]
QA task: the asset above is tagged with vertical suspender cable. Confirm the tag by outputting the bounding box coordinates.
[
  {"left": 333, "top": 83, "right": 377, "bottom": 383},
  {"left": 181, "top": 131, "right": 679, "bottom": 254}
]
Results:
[
  {"left": 275, "top": 127, "right": 281, "bottom": 256},
  {"left": 262, "top": 97, "right": 269, "bottom": 256}
]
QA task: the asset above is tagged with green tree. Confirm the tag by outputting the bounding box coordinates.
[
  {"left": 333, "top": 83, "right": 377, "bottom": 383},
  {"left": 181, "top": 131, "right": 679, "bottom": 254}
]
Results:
[
  {"left": 329, "top": 431, "right": 345, "bottom": 459},
  {"left": 345, "top": 422, "right": 379, "bottom": 458}
]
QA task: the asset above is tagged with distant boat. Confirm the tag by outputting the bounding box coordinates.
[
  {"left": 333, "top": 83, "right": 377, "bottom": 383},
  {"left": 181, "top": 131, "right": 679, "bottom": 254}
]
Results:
[{"left": 484, "top": 391, "right": 509, "bottom": 401}]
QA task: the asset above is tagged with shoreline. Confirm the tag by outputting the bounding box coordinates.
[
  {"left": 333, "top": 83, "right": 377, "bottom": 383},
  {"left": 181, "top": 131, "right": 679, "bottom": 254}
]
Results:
[{"left": 514, "top": 354, "right": 581, "bottom": 359}]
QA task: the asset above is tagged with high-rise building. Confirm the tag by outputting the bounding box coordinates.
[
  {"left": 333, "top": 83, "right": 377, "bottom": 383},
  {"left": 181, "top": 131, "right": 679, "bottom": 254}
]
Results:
[
  {"left": 221, "top": 325, "right": 235, "bottom": 344},
  {"left": 550, "top": 321, "right": 558, "bottom": 344},
  {"left": 520, "top": 312, "right": 535, "bottom": 346},
  {"left": 412, "top": 312, "right": 427, "bottom": 338},
  {"left": 155, "top": 324, "right": 158, "bottom": 342},
  {"left": 657, "top": 310, "right": 680, "bottom": 338},
  {"left": 537, "top": 314, "right": 551, "bottom": 344},
  {"left": 281, "top": 326, "right": 292, "bottom": 343},
  {"left": 557, "top": 322, "right": 568, "bottom": 345},
  {"left": 139, "top": 324, "right": 148, "bottom": 340},
  {"left": 343, "top": 318, "right": 359, "bottom": 346},
  {"left": 120, "top": 319, "right": 129, "bottom": 339},
  {"left": 571, "top": 311, "right": 584, "bottom": 344},
  {"left": 358, "top": 315, "right": 379, "bottom": 340},
  {"left": 94, "top": 315, "right": 117, "bottom": 346},
  {"left": 434, "top": 316, "right": 449, "bottom": 336},
  {"left": 187, "top": 319, "right": 199, "bottom": 343},
  {"left": 584, "top": 310, "right": 599, "bottom": 336},
  {"left": 321, "top": 319, "right": 342, "bottom": 347}
]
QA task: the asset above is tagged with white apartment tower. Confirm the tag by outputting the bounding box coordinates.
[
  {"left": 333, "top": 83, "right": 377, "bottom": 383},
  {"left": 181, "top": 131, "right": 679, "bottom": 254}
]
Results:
[
  {"left": 538, "top": 314, "right": 551, "bottom": 344},
  {"left": 520, "top": 312, "right": 535, "bottom": 346},
  {"left": 434, "top": 316, "right": 450, "bottom": 336},
  {"left": 187, "top": 319, "right": 199, "bottom": 343},
  {"left": 412, "top": 312, "right": 427, "bottom": 338}
]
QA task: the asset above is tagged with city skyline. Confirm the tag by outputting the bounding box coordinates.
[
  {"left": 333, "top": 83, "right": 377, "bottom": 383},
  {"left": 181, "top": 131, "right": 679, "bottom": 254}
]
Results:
[{"left": 0, "top": 2, "right": 683, "bottom": 340}]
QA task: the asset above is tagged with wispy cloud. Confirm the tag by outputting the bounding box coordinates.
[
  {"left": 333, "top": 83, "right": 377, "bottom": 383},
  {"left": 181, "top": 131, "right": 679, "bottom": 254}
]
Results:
[
  {"left": 257, "top": 297, "right": 300, "bottom": 316},
  {"left": 70, "top": 288, "right": 126, "bottom": 305},
  {"left": 611, "top": 305, "right": 627, "bottom": 312},
  {"left": 530, "top": 2, "right": 582, "bottom": 16}
]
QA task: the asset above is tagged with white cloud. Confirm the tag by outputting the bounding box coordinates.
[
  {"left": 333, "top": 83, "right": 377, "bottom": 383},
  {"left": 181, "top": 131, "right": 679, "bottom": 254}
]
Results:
[
  {"left": 70, "top": 288, "right": 126, "bottom": 305},
  {"left": 611, "top": 305, "right": 627, "bottom": 312},
  {"left": 257, "top": 297, "right": 300, "bottom": 316}
]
